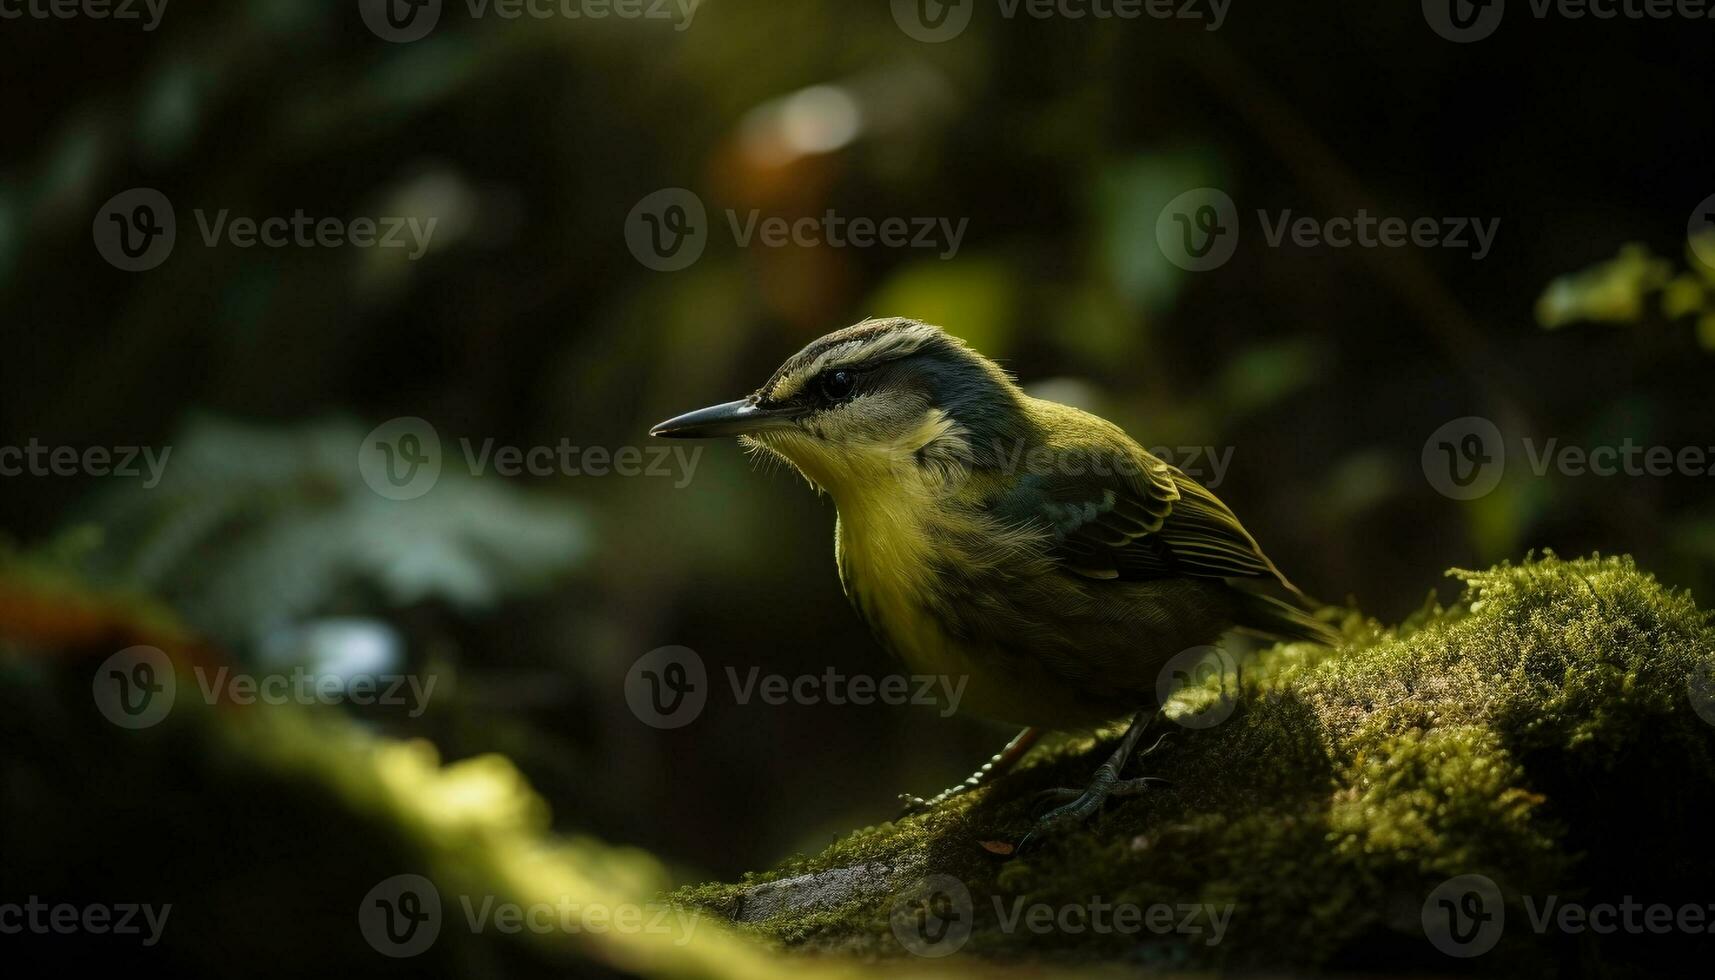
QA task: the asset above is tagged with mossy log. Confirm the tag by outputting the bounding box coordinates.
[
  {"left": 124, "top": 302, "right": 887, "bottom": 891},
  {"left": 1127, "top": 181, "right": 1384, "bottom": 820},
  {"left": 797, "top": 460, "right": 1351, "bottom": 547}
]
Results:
[{"left": 674, "top": 555, "right": 1715, "bottom": 975}]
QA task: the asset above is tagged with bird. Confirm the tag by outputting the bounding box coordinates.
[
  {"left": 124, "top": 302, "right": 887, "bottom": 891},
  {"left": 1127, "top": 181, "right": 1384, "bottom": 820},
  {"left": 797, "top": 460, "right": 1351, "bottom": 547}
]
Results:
[{"left": 650, "top": 317, "right": 1334, "bottom": 844}]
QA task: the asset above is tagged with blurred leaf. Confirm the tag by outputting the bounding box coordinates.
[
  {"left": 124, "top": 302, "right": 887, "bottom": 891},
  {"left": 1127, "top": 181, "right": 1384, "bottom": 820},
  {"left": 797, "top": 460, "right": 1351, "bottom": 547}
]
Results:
[
  {"left": 74, "top": 416, "right": 588, "bottom": 650},
  {"left": 1535, "top": 243, "right": 1671, "bottom": 329},
  {"left": 1213, "top": 338, "right": 1326, "bottom": 418},
  {"left": 864, "top": 256, "right": 1018, "bottom": 355},
  {"left": 1093, "top": 151, "right": 1223, "bottom": 314}
]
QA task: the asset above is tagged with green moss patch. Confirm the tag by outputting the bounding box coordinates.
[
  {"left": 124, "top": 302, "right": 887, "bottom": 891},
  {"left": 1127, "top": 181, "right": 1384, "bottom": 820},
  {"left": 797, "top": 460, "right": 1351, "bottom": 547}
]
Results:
[{"left": 673, "top": 554, "right": 1715, "bottom": 973}]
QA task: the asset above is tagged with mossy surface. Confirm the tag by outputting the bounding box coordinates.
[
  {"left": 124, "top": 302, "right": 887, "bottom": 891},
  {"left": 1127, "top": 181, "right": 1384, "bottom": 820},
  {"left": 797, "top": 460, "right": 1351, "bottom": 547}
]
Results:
[{"left": 673, "top": 554, "right": 1715, "bottom": 973}]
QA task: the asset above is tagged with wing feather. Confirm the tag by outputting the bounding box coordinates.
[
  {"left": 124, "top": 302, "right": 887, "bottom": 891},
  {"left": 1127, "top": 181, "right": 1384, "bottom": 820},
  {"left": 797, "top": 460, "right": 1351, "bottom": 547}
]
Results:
[{"left": 991, "top": 433, "right": 1298, "bottom": 593}]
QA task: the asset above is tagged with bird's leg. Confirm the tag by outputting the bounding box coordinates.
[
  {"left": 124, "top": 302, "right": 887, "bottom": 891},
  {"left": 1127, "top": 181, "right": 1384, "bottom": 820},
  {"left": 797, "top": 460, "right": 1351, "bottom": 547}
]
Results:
[
  {"left": 1018, "top": 710, "right": 1165, "bottom": 850},
  {"left": 899, "top": 727, "right": 1042, "bottom": 815}
]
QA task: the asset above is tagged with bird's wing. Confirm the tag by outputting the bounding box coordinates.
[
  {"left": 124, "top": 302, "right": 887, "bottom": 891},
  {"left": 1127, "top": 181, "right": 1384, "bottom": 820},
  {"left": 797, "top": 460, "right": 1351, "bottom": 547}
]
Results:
[{"left": 992, "top": 439, "right": 1292, "bottom": 589}]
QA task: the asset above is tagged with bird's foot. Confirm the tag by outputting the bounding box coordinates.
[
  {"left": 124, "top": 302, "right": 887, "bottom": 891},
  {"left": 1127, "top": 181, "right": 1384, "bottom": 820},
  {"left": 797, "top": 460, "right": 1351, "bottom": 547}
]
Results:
[
  {"left": 898, "top": 727, "right": 1042, "bottom": 817},
  {"left": 1016, "top": 711, "right": 1169, "bottom": 852},
  {"left": 1029, "top": 776, "right": 1171, "bottom": 810}
]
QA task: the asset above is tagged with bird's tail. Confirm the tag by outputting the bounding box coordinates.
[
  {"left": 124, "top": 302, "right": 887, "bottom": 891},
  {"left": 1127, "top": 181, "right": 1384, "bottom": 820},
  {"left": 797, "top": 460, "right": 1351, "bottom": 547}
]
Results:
[{"left": 1232, "top": 590, "right": 1340, "bottom": 647}]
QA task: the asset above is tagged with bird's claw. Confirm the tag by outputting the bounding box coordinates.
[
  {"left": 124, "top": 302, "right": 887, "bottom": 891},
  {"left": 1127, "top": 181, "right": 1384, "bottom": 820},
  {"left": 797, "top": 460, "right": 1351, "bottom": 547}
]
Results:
[
  {"left": 1013, "top": 710, "right": 1171, "bottom": 854},
  {"left": 1017, "top": 777, "right": 1170, "bottom": 852}
]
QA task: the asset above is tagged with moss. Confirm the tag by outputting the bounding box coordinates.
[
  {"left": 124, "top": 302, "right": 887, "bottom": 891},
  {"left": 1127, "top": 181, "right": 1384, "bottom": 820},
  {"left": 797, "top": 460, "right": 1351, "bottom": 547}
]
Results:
[{"left": 673, "top": 554, "right": 1715, "bottom": 973}]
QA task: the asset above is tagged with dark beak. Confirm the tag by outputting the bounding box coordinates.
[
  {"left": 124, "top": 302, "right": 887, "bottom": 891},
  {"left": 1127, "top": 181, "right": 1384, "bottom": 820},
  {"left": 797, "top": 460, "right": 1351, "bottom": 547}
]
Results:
[{"left": 650, "top": 399, "right": 798, "bottom": 439}]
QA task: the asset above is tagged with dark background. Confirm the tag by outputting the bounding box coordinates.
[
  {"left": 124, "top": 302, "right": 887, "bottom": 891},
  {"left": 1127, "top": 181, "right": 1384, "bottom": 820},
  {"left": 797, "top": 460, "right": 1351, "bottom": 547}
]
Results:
[{"left": 3, "top": 0, "right": 1712, "bottom": 888}]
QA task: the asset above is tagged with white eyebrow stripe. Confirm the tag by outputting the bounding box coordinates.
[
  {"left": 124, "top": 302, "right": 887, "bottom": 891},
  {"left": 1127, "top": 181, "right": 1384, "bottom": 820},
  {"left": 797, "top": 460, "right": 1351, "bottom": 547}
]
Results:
[{"left": 768, "top": 322, "right": 943, "bottom": 401}]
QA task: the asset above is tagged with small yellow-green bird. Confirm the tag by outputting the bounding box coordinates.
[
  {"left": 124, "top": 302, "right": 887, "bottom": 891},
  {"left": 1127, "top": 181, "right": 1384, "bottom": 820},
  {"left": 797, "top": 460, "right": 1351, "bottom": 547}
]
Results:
[{"left": 651, "top": 317, "right": 1332, "bottom": 842}]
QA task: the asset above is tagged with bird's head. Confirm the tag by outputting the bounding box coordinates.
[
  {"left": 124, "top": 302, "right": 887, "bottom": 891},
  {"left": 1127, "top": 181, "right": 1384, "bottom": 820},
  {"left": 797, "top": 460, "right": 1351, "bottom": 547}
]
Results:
[{"left": 650, "top": 318, "right": 1025, "bottom": 497}]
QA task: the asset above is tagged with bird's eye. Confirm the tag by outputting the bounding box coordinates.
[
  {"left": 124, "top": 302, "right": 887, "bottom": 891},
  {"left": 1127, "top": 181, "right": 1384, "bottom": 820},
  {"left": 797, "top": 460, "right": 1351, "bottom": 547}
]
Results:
[{"left": 819, "top": 369, "right": 856, "bottom": 401}]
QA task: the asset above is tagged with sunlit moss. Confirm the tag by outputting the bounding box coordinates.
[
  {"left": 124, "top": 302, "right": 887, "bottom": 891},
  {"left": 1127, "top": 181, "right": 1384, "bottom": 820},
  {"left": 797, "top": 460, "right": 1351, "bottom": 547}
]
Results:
[{"left": 675, "top": 554, "right": 1715, "bottom": 971}]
